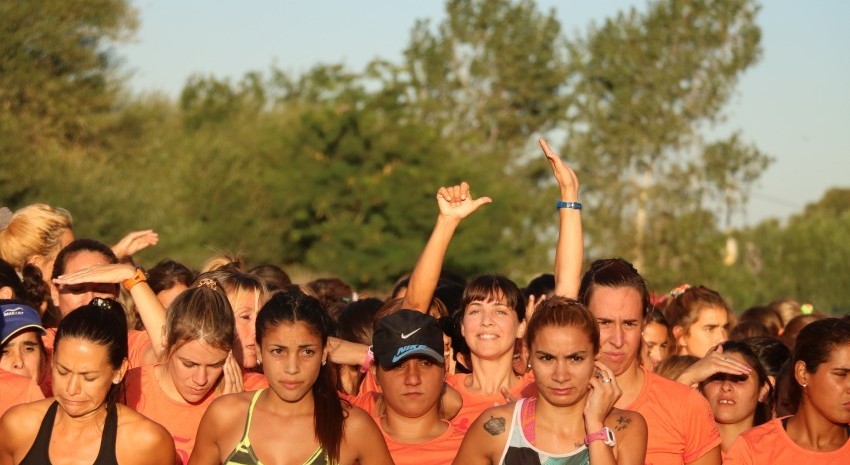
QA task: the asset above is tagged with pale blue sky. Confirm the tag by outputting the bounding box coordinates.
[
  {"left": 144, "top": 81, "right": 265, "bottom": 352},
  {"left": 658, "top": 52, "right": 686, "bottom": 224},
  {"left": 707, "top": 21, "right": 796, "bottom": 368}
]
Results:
[{"left": 122, "top": 0, "right": 850, "bottom": 226}]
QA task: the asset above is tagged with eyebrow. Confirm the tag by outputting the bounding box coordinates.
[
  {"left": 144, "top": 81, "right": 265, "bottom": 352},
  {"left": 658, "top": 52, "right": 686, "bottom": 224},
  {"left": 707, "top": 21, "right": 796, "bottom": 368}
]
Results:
[
  {"left": 535, "top": 350, "right": 588, "bottom": 358},
  {"left": 178, "top": 355, "right": 228, "bottom": 365},
  {"left": 269, "top": 343, "right": 318, "bottom": 349},
  {"left": 55, "top": 362, "right": 97, "bottom": 375}
]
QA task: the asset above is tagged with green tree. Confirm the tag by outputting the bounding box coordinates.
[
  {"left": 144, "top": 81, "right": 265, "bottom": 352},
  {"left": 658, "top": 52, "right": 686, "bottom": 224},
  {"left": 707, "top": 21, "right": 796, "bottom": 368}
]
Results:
[
  {"left": 561, "top": 0, "right": 770, "bottom": 288},
  {"left": 0, "top": 0, "right": 138, "bottom": 223},
  {"left": 718, "top": 191, "right": 850, "bottom": 314}
]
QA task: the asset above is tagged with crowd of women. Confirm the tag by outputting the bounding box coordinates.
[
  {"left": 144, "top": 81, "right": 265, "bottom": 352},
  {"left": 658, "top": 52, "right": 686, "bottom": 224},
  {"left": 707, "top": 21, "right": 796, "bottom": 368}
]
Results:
[{"left": 0, "top": 139, "right": 848, "bottom": 465}]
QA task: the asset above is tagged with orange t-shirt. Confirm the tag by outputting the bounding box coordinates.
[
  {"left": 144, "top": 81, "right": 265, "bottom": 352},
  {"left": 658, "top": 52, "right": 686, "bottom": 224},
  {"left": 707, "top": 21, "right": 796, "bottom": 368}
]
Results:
[
  {"left": 626, "top": 367, "right": 721, "bottom": 465},
  {"left": 446, "top": 371, "right": 536, "bottom": 432},
  {"left": 725, "top": 417, "right": 850, "bottom": 464},
  {"left": 0, "top": 369, "right": 45, "bottom": 417},
  {"left": 124, "top": 364, "right": 216, "bottom": 465},
  {"left": 359, "top": 367, "right": 380, "bottom": 394},
  {"left": 123, "top": 364, "right": 268, "bottom": 464},
  {"left": 379, "top": 419, "right": 465, "bottom": 465},
  {"left": 242, "top": 372, "right": 269, "bottom": 391}
]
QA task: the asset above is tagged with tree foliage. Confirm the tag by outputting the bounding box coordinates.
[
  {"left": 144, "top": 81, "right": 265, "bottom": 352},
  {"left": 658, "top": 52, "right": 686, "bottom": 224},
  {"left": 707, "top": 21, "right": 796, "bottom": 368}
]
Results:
[
  {"left": 10, "top": 0, "right": 842, "bottom": 312},
  {"left": 562, "top": 0, "right": 769, "bottom": 282}
]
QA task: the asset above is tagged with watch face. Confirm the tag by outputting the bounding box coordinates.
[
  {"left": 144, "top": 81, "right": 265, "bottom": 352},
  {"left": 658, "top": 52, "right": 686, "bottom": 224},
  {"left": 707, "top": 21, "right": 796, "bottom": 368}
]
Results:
[{"left": 604, "top": 427, "right": 616, "bottom": 446}]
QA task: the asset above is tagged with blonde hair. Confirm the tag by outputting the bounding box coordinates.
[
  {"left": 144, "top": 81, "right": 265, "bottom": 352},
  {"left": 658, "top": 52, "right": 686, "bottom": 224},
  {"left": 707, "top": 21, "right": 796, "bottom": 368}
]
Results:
[
  {"left": 195, "top": 266, "right": 268, "bottom": 314},
  {"left": 0, "top": 204, "right": 73, "bottom": 270},
  {"left": 165, "top": 283, "right": 235, "bottom": 354}
]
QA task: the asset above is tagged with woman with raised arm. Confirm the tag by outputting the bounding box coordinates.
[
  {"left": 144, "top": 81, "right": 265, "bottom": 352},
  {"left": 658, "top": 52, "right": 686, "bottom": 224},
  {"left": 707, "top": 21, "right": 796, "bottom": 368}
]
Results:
[
  {"left": 548, "top": 142, "right": 723, "bottom": 464},
  {"left": 698, "top": 340, "right": 773, "bottom": 460},
  {"left": 0, "top": 299, "right": 175, "bottom": 465},
  {"left": 725, "top": 318, "right": 850, "bottom": 464},
  {"left": 189, "top": 290, "right": 393, "bottom": 465},
  {"left": 395, "top": 139, "right": 583, "bottom": 431},
  {"left": 453, "top": 296, "right": 647, "bottom": 465},
  {"left": 44, "top": 239, "right": 166, "bottom": 369}
]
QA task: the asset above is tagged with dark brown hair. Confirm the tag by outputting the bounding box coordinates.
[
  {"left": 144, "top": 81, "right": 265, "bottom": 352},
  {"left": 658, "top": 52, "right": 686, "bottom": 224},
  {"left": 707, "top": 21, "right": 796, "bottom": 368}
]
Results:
[
  {"left": 788, "top": 318, "right": 850, "bottom": 409},
  {"left": 662, "top": 285, "right": 731, "bottom": 353},
  {"left": 700, "top": 340, "right": 773, "bottom": 427},
  {"left": 148, "top": 259, "right": 195, "bottom": 295},
  {"left": 461, "top": 274, "right": 525, "bottom": 322},
  {"left": 578, "top": 258, "right": 651, "bottom": 318}
]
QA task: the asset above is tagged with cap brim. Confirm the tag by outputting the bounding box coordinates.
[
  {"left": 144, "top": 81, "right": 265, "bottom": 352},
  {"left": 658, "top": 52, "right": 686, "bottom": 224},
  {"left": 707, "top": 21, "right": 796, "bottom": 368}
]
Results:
[
  {"left": 380, "top": 346, "right": 445, "bottom": 368},
  {"left": 1, "top": 324, "right": 46, "bottom": 347}
]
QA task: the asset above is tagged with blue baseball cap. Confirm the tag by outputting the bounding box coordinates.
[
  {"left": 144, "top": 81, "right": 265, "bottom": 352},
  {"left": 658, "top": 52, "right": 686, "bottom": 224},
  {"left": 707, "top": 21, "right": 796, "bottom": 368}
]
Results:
[
  {"left": 373, "top": 309, "right": 445, "bottom": 368},
  {"left": 1, "top": 301, "right": 45, "bottom": 346}
]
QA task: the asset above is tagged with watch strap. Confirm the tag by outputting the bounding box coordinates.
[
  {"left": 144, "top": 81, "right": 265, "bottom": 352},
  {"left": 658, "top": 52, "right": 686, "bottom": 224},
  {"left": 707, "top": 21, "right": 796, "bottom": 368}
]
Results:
[{"left": 122, "top": 267, "right": 148, "bottom": 291}]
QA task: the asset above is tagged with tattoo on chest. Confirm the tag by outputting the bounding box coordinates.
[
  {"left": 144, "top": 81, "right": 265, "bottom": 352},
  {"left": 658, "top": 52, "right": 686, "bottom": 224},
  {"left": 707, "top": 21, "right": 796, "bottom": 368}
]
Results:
[
  {"left": 615, "top": 415, "right": 632, "bottom": 432},
  {"left": 483, "top": 416, "right": 506, "bottom": 436}
]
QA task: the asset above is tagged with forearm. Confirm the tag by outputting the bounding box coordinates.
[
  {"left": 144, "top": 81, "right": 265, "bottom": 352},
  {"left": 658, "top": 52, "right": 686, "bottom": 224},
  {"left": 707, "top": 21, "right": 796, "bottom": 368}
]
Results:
[
  {"left": 401, "top": 215, "right": 461, "bottom": 312},
  {"left": 327, "top": 337, "right": 370, "bottom": 366},
  {"left": 553, "top": 187, "right": 582, "bottom": 298},
  {"left": 553, "top": 207, "right": 582, "bottom": 298},
  {"left": 131, "top": 283, "right": 167, "bottom": 357}
]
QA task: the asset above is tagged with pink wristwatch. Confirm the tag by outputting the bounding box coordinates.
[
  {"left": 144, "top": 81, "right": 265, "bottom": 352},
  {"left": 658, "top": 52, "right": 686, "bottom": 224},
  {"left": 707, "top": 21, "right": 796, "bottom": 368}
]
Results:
[{"left": 584, "top": 427, "right": 616, "bottom": 447}]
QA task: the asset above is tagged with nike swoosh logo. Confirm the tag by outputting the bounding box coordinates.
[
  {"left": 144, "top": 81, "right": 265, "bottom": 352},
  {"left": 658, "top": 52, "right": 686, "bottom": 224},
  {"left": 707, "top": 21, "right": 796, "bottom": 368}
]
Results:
[{"left": 400, "top": 328, "right": 421, "bottom": 339}]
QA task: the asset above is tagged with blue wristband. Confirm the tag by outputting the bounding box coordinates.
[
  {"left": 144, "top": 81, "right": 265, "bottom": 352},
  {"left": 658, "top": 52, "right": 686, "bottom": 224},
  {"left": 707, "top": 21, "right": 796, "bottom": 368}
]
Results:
[{"left": 556, "top": 201, "right": 582, "bottom": 211}]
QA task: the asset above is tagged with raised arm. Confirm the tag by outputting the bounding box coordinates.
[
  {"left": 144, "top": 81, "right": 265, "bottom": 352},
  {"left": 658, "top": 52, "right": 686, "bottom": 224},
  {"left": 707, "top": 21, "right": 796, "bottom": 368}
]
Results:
[
  {"left": 540, "top": 138, "right": 583, "bottom": 298},
  {"left": 401, "top": 182, "right": 491, "bottom": 312},
  {"left": 53, "top": 264, "right": 166, "bottom": 358}
]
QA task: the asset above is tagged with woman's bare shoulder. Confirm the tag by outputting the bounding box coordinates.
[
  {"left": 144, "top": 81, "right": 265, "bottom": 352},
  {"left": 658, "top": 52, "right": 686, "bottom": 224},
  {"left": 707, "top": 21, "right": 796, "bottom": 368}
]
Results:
[
  {"left": 1, "top": 398, "right": 53, "bottom": 430},
  {"left": 0, "top": 399, "right": 54, "bottom": 447},
  {"left": 116, "top": 405, "right": 176, "bottom": 464},
  {"left": 342, "top": 403, "right": 374, "bottom": 429}
]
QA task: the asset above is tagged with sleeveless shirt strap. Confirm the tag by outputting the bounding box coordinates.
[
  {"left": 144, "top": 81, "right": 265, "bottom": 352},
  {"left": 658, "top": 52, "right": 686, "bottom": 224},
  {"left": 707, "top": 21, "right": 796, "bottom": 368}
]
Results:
[
  {"left": 241, "top": 389, "right": 265, "bottom": 438},
  {"left": 520, "top": 397, "right": 536, "bottom": 445}
]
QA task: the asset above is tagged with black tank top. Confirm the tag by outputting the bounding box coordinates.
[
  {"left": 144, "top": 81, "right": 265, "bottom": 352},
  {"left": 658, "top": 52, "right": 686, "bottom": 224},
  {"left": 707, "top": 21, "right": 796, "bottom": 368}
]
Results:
[{"left": 19, "top": 401, "right": 120, "bottom": 465}]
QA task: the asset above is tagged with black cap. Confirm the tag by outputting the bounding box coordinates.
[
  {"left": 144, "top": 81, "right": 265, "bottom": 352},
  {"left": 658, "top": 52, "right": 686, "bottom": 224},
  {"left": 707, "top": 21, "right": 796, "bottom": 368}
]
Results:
[{"left": 373, "top": 310, "right": 445, "bottom": 368}]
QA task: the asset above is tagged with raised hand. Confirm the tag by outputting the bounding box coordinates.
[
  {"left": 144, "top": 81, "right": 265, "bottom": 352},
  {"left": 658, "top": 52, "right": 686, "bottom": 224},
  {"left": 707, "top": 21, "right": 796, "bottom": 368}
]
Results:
[
  {"left": 436, "top": 181, "right": 492, "bottom": 221},
  {"left": 584, "top": 362, "right": 621, "bottom": 429},
  {"left": 675, "top": 343, "right": 752, "bottom": 387},
  {"left": 539, "top": 138, "right": 579, "bottom": 201},
  {"left": 112, "top": 229, "right": 159, "bottom": 259}
]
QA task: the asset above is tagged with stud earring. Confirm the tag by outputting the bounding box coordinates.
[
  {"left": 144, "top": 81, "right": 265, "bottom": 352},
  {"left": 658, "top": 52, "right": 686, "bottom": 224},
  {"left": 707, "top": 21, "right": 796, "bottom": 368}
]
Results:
[
  {"left": 322, "top": 359, "right": 327, "bottom": 366},
  {"left": 801, "top": 383, "right": 807, "bottom": 388}
]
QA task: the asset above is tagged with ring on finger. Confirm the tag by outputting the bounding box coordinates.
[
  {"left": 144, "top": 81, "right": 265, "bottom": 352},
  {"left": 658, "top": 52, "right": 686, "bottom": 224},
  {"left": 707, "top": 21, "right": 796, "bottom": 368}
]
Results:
[{"left": 602, "top": 377, "right": 612, "bottom": 383}]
